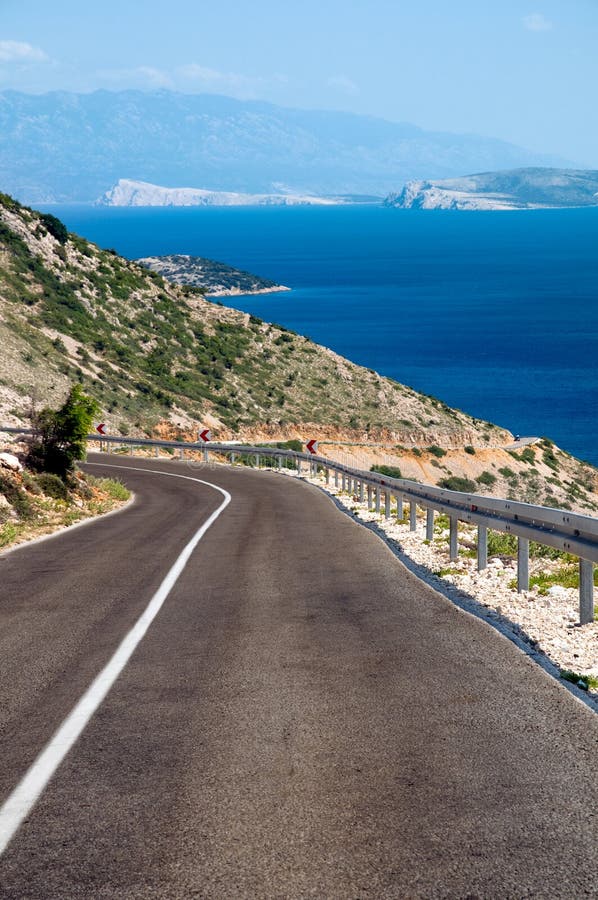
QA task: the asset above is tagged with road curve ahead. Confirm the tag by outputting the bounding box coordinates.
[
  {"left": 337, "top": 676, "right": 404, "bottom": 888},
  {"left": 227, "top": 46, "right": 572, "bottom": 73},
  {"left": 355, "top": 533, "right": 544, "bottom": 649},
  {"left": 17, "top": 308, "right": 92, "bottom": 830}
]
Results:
[{"left": 0, "top": 454, "right": 597, "bottom": 899}]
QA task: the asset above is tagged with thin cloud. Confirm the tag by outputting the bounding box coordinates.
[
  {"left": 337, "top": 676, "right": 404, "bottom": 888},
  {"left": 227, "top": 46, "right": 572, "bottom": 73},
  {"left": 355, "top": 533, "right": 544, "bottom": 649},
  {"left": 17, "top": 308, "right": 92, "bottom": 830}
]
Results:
[
  {"left": 177, "top": 63, "right": 266, "bottom": 96},
  {"left": 96, "top": 61, "right": 281, "bottom": 99},
  {"left": 327, "top": 75, "right": 359, "bottom": 96},
  {"left": 134, "top": 66, "right": 174, "bottom": 88},
  {"left": 0, "top": 40, "right": 49, "bottom": 63},
  {"left": 523, "top": 13, "right": 554, "bottom": 32},
  {"left": 97, "top": 65, "right": 173, "bottom": 89}
]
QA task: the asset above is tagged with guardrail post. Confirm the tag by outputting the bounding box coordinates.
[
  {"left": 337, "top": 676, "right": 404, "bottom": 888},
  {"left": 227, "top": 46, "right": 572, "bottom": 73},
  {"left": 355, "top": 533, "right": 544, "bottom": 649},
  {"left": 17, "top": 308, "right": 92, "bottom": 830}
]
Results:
[
  {"left": 255, "top": 453, "right": 260, "bottom": 468},
  {"left": 179, "top": 448, "right": 184, "bottom": 460},
  {"left": 426, "top": 508, "right": 434, "bottom": 540},
  {"left": 367, "top": 485, "right": 373, "bottom": 510},
  {"left": 449, "top": 516, "right": 459, "bottom": 560},
  {"left": 334, "top": 469, "right": 338, "bottom": 487},
  {"left": 359, "top": 481, "right": 364, "bottom": 503},
  {"left": 396, "top": 495, "right": 403, "bottom": 521},
  {"left": 341, "top": 472, "right": 346, "bottom": 491},
  {"left": 477, "top": 525, "right": 488, "bottom": 571},
  {"left": 375, "top": 487, "right": 381, "bottom": 514},
  {"left": 107, "top": 442, "right": 112, "bottom": 455},
  {"left": 278, "top": 456, "right": 283, "bottom": 471},
  {"left": 517, "top": 537, "right": 529, "bottom": 592},
  {"left": 410, "top": 501, "right": 417, "bottom": 532},
  {"left": 579, "top": 559, "right": 594, "bottom": 625},
  {"left": 155, "top": 446, "right": 159, "bottom": 458},
  {"left": 129, "top": 444, "right": 134, "bottom": 456},
  {"left": 325, "top": 467, "right": 330, "bottom": 483},
  {"left": 231, "top": 452, "right": 236, "bottom": 465},
  {"left": 385, "top": 491, "right": 391, "bottom": 519},
  {"left": 346, "top": 474, "right": 351, "bottom": 492}
]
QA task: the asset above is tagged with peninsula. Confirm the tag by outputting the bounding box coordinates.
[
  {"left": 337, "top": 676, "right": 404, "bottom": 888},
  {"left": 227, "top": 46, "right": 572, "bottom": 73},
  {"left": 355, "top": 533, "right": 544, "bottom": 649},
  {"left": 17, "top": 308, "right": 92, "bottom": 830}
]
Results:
[
  {"left": 385, "top": 167, "right": 598, "bottom": 210},
  {"left": 136, "top": 254, "right": 290, "bottom": 297}
]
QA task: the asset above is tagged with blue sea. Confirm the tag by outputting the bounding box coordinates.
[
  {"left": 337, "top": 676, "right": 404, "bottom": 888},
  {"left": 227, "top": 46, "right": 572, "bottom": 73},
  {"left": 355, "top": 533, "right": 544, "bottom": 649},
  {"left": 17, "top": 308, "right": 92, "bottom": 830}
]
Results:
[{"left": 47, "top": 205, "right": 598, "bottom": 465}]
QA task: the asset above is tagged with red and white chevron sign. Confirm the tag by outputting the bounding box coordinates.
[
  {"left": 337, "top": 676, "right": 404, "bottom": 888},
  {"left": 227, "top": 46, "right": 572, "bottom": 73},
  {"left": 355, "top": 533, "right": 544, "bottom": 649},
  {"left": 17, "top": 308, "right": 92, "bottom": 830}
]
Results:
[
  {"left": 95, "top": 423, "right": 107, "bottom": 435},
  {"left": 306, "top": 439, "right": 318, "bottom": 455},
  {"left": 198, "top": 428, "right": 212, "bottom": 443}
]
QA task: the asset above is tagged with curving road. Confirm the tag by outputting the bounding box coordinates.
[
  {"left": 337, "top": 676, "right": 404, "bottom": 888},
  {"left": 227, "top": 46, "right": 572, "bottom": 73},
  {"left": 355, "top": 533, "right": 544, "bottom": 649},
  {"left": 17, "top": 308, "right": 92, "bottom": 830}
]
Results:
[{"left": 0, "top": 454, "right": 597, "bottom": 898}]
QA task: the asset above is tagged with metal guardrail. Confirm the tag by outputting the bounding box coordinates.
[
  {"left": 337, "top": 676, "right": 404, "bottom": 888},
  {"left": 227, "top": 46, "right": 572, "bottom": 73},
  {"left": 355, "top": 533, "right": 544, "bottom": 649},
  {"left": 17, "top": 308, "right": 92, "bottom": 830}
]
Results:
[{"left": 2, "top": 427, "right": 596, "bottom": 624}]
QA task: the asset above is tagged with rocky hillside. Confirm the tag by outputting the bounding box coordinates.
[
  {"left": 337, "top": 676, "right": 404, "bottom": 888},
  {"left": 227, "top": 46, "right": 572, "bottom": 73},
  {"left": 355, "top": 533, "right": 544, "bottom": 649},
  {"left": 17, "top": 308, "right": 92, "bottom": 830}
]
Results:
[
  {"left": 385, "top": 168, "right": 598, "bottom": 210},
  {"left": 1, "top": 192, "right": 597, "bottom": 513},
  {"left": 0, "top": 191, "right": 508, "bottom": 449}
]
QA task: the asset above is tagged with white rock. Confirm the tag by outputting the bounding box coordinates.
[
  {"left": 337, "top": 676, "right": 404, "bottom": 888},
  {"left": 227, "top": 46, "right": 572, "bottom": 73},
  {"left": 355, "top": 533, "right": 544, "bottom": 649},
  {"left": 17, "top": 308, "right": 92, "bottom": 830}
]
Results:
[{"left": 0, "top": 452, "right": 22, "bottom": 472}]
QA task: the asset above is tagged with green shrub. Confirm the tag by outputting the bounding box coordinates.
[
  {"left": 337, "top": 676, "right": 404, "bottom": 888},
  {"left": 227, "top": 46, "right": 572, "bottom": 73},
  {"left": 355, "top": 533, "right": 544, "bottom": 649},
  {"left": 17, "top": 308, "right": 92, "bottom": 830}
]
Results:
[
  {"left": 35, "top": 472, "right": 69, "bottom": 500},
  {"left": 87, "top": 476, "right": 130, "bottom": 501},
  {"left": 543, "top": 448, "right": 559, "bottom": 471},
  {"left": 438, "top": 476, "right": 476, "bottom": 493},
  {"left": 274, "top": 439, "right": 303, "bottom": 452},
  {"left": 39, "top": 212, "right": 68, "bottom": 245},
  {"left": 370, "top": 464, "right": 402, "bottom": 479},
  {"left": 561, "top": 670, "right": 598, "bottom": 691},
  {"left": 0, "top": 474, "right": 34, "bottom": 519},
  {"left": 476, "top": 471, "right": 497, "bottom": 487},
  {"left": 464, "top": 445, "right": 476, "bottom": 455},
  {"left": 498, "top": 467, "right": 516, "bottom": 479},
  {"left": 487, "top": 531, "right": 517, "bottom": 556},
  {"left": 520, "top": 447, "right": 536, "bottom": 464},
  {"left": 427, "top": 445, "right": 447, "bottom": 458},
  {"left": 26, "top": 384, "right": 100, "bottom": 479}
]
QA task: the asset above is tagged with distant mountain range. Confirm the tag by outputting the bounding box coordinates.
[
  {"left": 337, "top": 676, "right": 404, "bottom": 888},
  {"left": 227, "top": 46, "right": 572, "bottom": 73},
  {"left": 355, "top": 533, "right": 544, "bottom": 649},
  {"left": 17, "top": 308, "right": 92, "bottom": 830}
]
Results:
[
  {"left": 0, "top": 90, "right": 573, "bottom": 204},
  {"left": 385, "top": 167, "right": 598, "bottom": 210},
  {"left": 99, "top": 179, "right": 344, "bottom": 207}
]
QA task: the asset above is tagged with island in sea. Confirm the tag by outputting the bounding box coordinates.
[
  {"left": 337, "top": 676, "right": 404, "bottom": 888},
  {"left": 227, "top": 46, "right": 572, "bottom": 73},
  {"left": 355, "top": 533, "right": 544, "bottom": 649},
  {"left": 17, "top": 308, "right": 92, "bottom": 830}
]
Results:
[
  {"left": 136, "top": 254, "right": 290, "bottom": 297},
  {"left": 98, "top": 179, "right": 347, "bottom": 207},
  {"left": 384, "top": 167, "right": 598, "bottom": 210}
]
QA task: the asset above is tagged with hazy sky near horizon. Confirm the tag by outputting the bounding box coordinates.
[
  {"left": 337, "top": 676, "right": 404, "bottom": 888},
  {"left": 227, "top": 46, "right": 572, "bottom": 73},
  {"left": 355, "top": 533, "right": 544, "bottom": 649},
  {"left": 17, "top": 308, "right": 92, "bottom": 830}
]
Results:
[{"left": 1, "top": 0, "right": 597, "bottom": 164}]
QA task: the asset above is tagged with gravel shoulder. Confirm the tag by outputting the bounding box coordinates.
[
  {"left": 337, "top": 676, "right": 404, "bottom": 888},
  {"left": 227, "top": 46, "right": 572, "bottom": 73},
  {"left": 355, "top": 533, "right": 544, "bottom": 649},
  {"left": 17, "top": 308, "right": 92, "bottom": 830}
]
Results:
[{"left": 296, "top": 469, "right": 598, "bottom": 706}]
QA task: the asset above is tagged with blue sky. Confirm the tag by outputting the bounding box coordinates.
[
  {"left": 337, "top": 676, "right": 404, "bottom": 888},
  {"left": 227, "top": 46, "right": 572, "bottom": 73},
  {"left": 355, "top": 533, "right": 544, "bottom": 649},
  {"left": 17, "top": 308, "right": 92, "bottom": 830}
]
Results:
[{"left": 1, "top": 0, "right": 597, "bottom": 164}]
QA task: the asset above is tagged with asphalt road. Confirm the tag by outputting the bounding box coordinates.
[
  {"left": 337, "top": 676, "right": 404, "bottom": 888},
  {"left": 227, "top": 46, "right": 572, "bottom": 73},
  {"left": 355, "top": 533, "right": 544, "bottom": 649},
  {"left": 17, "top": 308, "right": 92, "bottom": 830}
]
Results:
[{"left": 0, "top": 454, "right": 597, "bottom": 899}]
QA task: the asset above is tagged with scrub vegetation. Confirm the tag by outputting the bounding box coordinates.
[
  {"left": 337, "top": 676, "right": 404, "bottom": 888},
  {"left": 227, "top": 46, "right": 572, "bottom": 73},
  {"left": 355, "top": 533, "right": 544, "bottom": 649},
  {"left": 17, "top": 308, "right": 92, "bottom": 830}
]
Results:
[{"left": 0, "top": 192, "right": 508, "bottom": 445}]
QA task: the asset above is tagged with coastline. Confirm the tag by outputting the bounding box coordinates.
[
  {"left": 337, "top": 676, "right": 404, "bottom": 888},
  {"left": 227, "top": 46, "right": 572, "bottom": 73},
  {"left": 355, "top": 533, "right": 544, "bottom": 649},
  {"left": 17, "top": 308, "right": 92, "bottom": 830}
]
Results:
[{"left": 206, "top": 284, "right": 291, "bottom": 298}]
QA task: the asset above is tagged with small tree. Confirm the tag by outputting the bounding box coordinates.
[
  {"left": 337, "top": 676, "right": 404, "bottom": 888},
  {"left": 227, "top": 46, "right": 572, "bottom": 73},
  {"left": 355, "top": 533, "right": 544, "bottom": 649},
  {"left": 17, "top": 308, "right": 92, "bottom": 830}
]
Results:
[
  {"left": 39, "top": 212, "right": 68, "bottom": 245},
  {"left": 26, "top": 385, "right": 99, "bottom": 479}
]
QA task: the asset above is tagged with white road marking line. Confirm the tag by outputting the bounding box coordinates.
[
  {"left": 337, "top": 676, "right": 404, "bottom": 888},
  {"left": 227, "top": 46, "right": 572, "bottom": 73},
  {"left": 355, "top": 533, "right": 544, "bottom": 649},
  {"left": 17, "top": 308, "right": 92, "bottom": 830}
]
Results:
[{"left": 0, "top": 465, "right": 231, "bottom": 856}]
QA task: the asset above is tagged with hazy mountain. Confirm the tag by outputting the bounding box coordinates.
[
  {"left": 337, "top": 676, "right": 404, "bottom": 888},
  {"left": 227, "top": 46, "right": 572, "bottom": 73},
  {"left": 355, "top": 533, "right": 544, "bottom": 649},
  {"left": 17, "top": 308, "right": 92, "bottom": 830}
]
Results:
[
  {"left": 0, "top": 90, "right": 572, "bottom": 204},
  {"left": 385, "top": 167, "right": 598, "bottom": 210}
]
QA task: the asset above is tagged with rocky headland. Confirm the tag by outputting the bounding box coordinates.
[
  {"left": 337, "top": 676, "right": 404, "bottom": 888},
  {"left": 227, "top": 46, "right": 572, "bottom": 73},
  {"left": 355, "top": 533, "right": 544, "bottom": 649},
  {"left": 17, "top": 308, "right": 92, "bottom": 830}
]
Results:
[
  {"left": 98, "top": 179, "right": 343, "bottom": 207},
  {"left": 385, "top": 167, "right": 598, "bottom": 210},
  {"left": 136, "top": 254, "right": 290, "bottom": 297}
]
